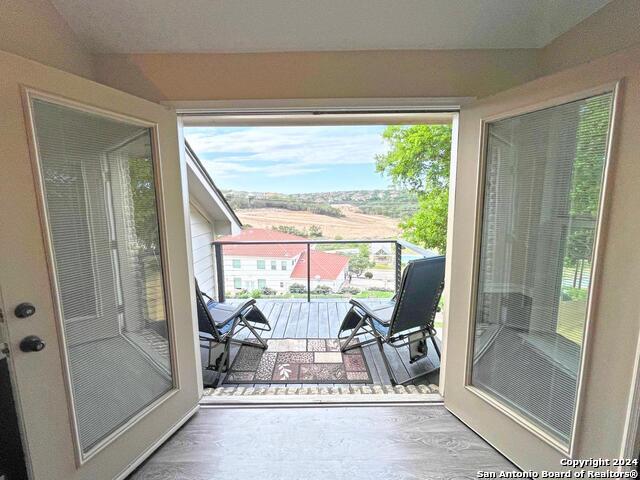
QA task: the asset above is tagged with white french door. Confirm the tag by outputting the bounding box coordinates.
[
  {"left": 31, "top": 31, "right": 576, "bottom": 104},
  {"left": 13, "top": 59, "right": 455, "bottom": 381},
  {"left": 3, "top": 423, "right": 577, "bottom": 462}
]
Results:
[
  {"left": 0, "top": 51, "right": 200, "bottom": 479},
  {"left": 443, "top": 52, "right": 640, "bottom": 470}
]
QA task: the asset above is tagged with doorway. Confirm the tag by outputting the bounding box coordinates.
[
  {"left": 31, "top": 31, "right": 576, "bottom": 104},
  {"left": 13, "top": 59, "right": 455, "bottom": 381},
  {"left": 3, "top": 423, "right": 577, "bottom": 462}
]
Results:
[{"left": 178, "top": 108, "right": 459, "bottom": 400}]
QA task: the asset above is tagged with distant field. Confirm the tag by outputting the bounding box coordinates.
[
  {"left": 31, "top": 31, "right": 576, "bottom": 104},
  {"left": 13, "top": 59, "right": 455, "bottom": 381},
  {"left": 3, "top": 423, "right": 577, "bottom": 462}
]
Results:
[{"left": 236, "top": 204, "right": 401, "bottom": 239}]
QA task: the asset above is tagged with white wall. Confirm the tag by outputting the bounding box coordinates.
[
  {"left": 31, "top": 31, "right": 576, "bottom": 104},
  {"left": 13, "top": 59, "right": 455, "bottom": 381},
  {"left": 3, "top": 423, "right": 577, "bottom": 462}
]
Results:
[
  {"left": 224, "top": 255, "right": 298, "bottom": 293},
  {"left": 224, "top": 254, "right": 348, "bottom": 294},
  {"left": 189, "top": 203, "right": 216, "bottom": 296}
]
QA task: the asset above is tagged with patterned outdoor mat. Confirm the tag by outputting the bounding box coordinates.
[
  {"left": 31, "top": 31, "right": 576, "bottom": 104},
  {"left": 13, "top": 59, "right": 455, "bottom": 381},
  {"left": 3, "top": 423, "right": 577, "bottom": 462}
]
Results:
[{"left": 224, "top": 338, "right": 372, "bottom": 384}]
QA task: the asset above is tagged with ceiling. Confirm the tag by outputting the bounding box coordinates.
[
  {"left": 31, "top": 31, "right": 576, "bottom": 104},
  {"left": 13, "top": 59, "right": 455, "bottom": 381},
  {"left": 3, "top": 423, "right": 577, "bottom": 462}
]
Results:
[{"left": 51, "top": 0, "right": 612, "bottom": 54}]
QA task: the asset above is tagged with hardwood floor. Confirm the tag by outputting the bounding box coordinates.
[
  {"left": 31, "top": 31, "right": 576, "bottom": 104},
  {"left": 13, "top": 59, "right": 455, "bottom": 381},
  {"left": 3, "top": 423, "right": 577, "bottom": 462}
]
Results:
[
  {"left": 128, "top": 405, "right": 514, "bottom": 479},
  {"left": 202, "top": 299, "right": 441, "bottom": 388}
]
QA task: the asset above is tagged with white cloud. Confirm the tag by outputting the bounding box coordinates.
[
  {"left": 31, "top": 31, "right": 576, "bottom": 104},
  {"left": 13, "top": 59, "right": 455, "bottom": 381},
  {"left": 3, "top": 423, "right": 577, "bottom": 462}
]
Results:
[
  {"left": 185, "top": 126, "right": 390, "bottom": 179},
  {"left": 203, "top": 159, "right": 326, "bottom": 179}
]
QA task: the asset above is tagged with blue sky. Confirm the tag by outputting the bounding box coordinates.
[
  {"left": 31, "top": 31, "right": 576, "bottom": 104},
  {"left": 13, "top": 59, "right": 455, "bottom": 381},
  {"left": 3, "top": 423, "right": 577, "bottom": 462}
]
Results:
[{"left": 184, "top": 126, "right": 393, "bottom": 193}]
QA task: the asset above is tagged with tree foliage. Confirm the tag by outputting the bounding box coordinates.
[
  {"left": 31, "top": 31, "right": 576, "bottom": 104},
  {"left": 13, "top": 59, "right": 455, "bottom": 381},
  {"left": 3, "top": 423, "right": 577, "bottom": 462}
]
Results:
[
  {"left": 128, "top": 157, "right": 159, "bottom": 251},
  {"left": 348, "top": 244, "right": 374, "bottom": 277},
  {"left": 272, "top": 225, "right": 323, "bottom": 238},
  {"left": 376, "top": 125, "right": 452, "bottom": 252},
  {"left": 564, "top": 97, "right": 611, "bottom": 269}
]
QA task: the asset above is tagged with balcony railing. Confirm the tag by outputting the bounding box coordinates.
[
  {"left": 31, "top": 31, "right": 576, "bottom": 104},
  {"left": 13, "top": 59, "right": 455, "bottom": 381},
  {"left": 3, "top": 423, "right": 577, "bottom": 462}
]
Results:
[{"left": 211, "top": 238, "right": 434, "bottom": 303}]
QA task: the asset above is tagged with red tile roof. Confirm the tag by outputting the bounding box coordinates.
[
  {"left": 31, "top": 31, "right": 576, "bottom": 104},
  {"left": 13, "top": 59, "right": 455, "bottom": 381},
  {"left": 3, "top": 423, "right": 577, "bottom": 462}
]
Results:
[
  {"left": 291, "top": 250, "right": 349, "bottom": 281},
  {"left": 218, "top": 228, "right": 349, "bottom": 280},
  {"left": 218, "top": 229, "right": 307, "bottom": 258}
]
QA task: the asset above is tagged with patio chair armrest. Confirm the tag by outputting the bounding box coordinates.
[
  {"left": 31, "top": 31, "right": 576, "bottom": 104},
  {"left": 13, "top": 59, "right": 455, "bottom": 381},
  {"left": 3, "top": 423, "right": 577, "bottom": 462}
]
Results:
[
  {"left": 229, "top": 298, "right": 257, "bottom": 319},
  {"left": 348, "top": 299, "right": 390, "bottom": 325},
  {"left": 208, "top": 299, "right": 256, "bottom": 325},
  {"left": 201, "top": 291, "right": 215, "bottom": 302}
]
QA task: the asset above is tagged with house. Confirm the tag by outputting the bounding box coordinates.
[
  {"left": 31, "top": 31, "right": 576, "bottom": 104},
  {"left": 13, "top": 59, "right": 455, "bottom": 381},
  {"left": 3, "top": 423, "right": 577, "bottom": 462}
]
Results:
[
  {"left": 1, "top": 1, "right": 640, "bottom": 479},
  {"left": 217, "top": 229, "right": 348, "bottom": 294},
  {"left": 184, "top": 143, "right": 242, "bottom": 296},
  {"left": 371, "top": 243, "right": 394, "bottom": 264}
]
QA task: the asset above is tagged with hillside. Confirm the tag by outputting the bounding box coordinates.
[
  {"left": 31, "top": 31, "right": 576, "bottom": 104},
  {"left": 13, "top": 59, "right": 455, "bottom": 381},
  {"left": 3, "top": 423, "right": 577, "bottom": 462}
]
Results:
[
  {"left": 236, "top": 205, "right": 401, "bottom": 239},
  {"left": 223, "top": 189, "right": 418, "bottom": 219}
]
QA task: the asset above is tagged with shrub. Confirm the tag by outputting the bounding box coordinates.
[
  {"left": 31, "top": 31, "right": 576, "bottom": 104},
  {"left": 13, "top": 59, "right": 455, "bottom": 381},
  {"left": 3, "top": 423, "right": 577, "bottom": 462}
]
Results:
[
  {"left": 249, "top": 289, "right": 263, "bottom": 299},
  {"left": 313, "top": 285, "right": 333, "bottom": 295},
  {"left": 261, "top": 287, "right": 277, "bottom": 296},
  {"left": 561, "top": 286, "right": 588, "bottom": 302},
  {"left": 364, "top": 271, "right": 373, "bottom": 279},
  {"left": 289, "top": 283, "right": 307, "bottom": 294},
  {"left": 367, "top": 286, "right": 394, "bottom": 292},
  {"left": 235, "top": 289, "right": 251, "bottom": 299},
  {"left": 339, "top": 286, "right": 361, "bottom": 295}
]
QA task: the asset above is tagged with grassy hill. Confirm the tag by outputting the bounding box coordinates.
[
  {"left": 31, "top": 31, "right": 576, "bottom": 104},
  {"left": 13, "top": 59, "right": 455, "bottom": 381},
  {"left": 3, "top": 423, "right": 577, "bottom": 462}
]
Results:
[{"left": 223, "top": 189, "right": 418, "bottom": 220}]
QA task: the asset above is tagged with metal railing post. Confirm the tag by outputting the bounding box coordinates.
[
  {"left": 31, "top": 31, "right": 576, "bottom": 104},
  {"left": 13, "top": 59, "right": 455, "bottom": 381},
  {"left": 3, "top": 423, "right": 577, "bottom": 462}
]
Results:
[
  {"left": 306, "top": 242, "right": 311, "bottom": 303},
  {"left": 213, "top": 243, "right": 225, "bottom": 303},
  {"left": 395, "top": 242, "right": 403, "bottom": 294}
]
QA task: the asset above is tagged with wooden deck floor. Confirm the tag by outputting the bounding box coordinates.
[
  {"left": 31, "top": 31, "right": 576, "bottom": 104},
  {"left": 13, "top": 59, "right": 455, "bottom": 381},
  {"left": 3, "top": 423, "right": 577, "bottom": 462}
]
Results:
[{"left": 201, "top": 299, "right": 441, "bottom": 388}]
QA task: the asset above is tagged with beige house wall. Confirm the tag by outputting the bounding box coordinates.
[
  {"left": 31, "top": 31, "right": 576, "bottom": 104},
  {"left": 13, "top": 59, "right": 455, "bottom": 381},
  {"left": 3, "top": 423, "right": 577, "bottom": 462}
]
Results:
[
  {"left": 538, "top": 0, "right": 640, "bottom": 76},
  {"left": 2, "top": 0, "right": 638, "bottom": 104},
  {"left": 0, "top": 0, "right": 95, "bottom": 79},
  {"left": 91, "top": 49, "right": 540, "bottom": 103}
]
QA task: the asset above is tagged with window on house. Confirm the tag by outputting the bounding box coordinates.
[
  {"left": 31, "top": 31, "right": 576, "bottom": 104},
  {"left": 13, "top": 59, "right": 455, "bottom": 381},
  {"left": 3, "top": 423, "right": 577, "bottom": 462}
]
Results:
[
  {"left": 271, "top": 260, "right": 277, "bottom": 270},
  {"left": 257, "top": 260, "right": 265, "bottom": 269},
  {"left": 234, "top": 277, "right": 242, "bottom": 289},
  {"left": 280, "top": 282, "right": 284, "bottom": 288},
  {"left": 232, "top": 259, "right": 241, "bottom": 269},
  {"left": 258, "top": 279, "right": 266, "bottom": 288},
  {"left": 281, "top": 261, "right": 287, "bottom": 271}
]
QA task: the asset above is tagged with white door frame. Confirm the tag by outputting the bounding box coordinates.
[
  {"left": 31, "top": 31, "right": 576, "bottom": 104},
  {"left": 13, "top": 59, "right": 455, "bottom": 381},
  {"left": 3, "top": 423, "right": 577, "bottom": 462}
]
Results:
[
  {"left": 0, "top": 50, "right": 201, "bottom": 480},
  {"left": 466, "top": 83, "right": 620, "bottom": 458},
  {"left": 172, "top": 98, "right": 465, "bottom": 396},
  {"left": 443, "top": 44, "right": 640, "bottom": 471},
  {"left": 22, "top": 87, "right": 186, "bottom": 464}
]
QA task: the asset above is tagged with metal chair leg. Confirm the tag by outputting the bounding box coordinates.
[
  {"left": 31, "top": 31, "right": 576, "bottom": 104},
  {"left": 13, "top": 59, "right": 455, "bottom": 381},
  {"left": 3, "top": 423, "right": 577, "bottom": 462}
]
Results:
[
  {"left": 239, "top": 318, "right": 268, "bottom": 349},
  {"left": 376, "top": 337, "right": 398, "bottom": 386},
  {"left": 430, "top": 335, "right": 441, "bottom": 358},
  {"left": 340, "top": 317, "right": 367, "bottom": 351}
]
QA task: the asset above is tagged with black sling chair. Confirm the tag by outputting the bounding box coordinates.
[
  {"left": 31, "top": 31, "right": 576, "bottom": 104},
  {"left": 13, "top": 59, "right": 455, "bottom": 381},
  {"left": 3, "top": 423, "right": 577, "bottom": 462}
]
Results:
[
  {"left": 338, "top": 256, "right": 445, "bottom": 386},
  {"left": 195, "top": 279, "right": 271, "bottom": 385}
]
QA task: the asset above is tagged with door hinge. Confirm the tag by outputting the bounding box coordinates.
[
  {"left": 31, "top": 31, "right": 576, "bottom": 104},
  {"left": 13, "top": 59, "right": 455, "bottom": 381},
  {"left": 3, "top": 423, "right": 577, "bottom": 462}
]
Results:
[{"left": 0, "top": 308, "right": 4, "bottom": 323}]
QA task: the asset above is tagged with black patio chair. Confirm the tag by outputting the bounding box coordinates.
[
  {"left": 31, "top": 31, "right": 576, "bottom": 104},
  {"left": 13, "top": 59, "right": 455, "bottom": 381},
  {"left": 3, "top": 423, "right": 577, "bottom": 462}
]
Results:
[
  {"left": 195, "top": 279, "right": 270, "bottom": 385},
  {"left": 338, "top": 256, "right": 445, "bottom": 385}
]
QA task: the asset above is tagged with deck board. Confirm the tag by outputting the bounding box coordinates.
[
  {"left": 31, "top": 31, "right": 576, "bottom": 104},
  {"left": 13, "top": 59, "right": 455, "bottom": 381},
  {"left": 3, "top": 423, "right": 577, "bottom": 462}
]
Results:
[
  {"left": 317, "top": 302, "right": 330, "bottom": 338},
  {"left": 207, "top": 299, "right": 441, "bottom": 387},
  {"left": 295, "top": 302, "right": 309, "bottom": 337},
  {"left": 307, "top": 302, "right": 320, "bottom": 338}
]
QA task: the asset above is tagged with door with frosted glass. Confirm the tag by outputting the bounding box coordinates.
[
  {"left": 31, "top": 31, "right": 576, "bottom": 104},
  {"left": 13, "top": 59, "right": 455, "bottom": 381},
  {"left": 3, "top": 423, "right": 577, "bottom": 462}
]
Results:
[
  {"left": 30, "top": 99, "right": 176, "bottom": 453},
  {"left": 444, "top": 81, "right": 619, "bottom": 470},
  {"left": 0, "top": 51, "right": 199, "bottom": 480}
]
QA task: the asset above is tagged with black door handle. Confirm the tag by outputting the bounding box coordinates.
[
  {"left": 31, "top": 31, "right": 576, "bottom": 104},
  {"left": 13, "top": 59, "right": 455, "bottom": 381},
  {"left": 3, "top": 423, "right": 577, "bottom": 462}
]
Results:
[
  {"left": 15, "top": 303, "right": 36, "bottom": 318},
  {"left": 19, "top": 336, "right": 45, "bottom": 352}
]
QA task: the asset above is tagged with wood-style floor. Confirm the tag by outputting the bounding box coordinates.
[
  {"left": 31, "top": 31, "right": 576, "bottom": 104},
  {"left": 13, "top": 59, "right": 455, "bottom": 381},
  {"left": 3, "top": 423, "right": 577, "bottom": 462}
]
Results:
[
  {"left": 202, "top": 299, "right": 441, "bottom": 387},
  {"left": 128, "top": 405, "right": 514, "bottom": 479}
]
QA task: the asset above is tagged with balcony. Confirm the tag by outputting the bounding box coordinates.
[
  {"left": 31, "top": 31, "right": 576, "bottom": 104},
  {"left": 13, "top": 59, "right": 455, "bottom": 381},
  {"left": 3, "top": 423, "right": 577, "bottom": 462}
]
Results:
[{"left": 204, "top": 236, "right": 442, "bottom": 388}]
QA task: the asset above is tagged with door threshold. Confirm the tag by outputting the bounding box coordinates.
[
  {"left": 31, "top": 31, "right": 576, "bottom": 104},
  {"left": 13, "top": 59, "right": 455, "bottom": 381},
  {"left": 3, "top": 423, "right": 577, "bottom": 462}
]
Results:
[{"left": 201, "top": 384, "right": 443, "bottom": 405}]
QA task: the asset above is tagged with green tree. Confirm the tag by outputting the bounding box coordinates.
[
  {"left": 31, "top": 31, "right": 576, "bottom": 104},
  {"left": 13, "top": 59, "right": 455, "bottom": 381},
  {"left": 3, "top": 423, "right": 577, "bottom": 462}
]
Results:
[
  {"left": 128, "top": 157, "right": 159, "bottom": 251},
  {"left": 307, "top": 225, "right": 323, "bottom": 238},
  {"left": 348, "top": 244, "right": 373, "bottom": 277},
  {"left": 563, "top": 95, "right": 611, "bottom": 288},
  {"left": 376, "top": 125, "right": 452, "bottom": 252}
]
